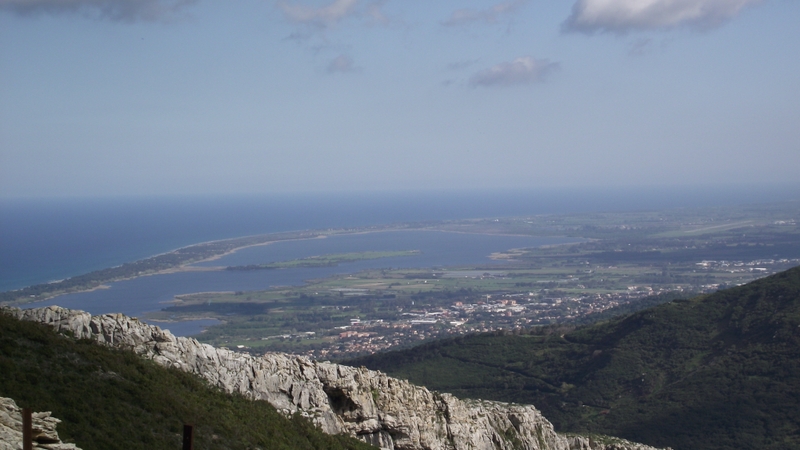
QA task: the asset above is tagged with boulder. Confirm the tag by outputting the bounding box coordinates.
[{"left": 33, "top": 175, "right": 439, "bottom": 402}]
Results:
[{"left": 0, "top": 397, "right": 81, "bottom": 450}]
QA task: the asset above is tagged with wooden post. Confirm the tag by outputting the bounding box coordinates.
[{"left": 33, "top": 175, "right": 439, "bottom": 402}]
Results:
[
  {"left": 182, "top": 424, "right": 193, "bottom": 450},
  {"left": 22, "top": 408, "right": 32, "bottom": 450}
]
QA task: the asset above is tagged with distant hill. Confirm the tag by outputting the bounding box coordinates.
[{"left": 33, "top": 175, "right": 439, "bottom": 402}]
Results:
[
  {"left": 0, "top": 313, "right": 372, "bottom": 450},
  {"left": 348, "top": 266, "right": 800, "bottom": 450}
]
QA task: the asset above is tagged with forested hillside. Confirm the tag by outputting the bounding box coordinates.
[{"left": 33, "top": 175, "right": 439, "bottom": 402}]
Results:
[{"left": 349, "top": 266, "right": 800, "bottom": 450}]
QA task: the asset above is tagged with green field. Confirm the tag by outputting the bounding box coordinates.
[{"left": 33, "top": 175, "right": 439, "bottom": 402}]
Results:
[{"left": 225, "top": 250, "right": 419, "bottom": 270}]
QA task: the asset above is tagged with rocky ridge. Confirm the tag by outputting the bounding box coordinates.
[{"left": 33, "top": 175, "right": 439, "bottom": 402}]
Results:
[
  {"left": 0, "top": 397, "right": 81, "bottom": 450},
  {"left": 4, "top": 306, "right": 667, "bottom": 450}
]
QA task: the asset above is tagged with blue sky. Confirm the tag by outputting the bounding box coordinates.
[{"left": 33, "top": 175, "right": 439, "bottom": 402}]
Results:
[{"left": 1, "top": 0, "right": 798, "bottom": 197}]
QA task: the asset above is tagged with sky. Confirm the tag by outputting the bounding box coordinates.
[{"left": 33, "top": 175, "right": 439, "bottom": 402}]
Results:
[{"left": 1, "top": 0, "right": 799, "bottom": 197}]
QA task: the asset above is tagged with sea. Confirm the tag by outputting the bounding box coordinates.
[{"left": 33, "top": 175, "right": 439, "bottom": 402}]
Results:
[{"left": 2, "top": 186, "right": 798, "bottom": 336}]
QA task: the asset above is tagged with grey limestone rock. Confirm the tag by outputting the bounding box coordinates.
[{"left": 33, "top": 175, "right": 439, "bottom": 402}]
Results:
[
  {"left": 0, "top": 397, "right": 81, "bottom": 450},
  {"left": 4, "top": 306, "right": 669, "bottom": 450}
]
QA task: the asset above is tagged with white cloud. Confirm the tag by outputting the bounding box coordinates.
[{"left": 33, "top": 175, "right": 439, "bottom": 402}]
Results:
[
  {"left": 564, "top": 0, "right": 763, "bottom": 33},
  {"left": 469, "top": 56, "right": 558, "bottom": 87},
  {"left": 277, "top": 0, "right": 359, "bottom": 27},
  {"left": 443, "top": 0, "right": 526, "bottom": 26},
  {"left": 327, "top": 54, "right": 358, "bottom": 73},
  {"left": 0, "top": 0, "right": 197, "bottom": 22}
]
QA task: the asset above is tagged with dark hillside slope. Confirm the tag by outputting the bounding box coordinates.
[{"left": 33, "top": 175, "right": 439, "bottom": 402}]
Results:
[
  {"left": 349, "top": 266, "right": 800, "bottom": 450},
  {"left": 0, "top": 312, "right": 372, "bottom": 450}
]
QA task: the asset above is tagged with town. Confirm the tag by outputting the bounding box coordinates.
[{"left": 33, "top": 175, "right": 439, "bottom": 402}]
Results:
[
  {"left": 145, "top": 203, "right": 800, "bottom": 361},
  {"left": 187, "top": 255, "right": 800, "bottom": 360}
]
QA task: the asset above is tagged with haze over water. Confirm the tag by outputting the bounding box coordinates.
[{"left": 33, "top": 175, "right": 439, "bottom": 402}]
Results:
[
  {"left": 2, "top": 187, "right": 798, "bottom": 293},
  {"left": 3, "top": 187, "right": 800, "bottom": 336}
]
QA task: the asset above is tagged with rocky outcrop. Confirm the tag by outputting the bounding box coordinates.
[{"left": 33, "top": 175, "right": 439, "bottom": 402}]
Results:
[
  {"left": 0, "top": 397, "right": 81, "bottom": 450},
  {"left": 3, "top": 306, "right": 668, "bottom": 450}
]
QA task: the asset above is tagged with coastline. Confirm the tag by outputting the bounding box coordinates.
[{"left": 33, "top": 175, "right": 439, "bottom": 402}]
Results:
[
  {"left": 0, "top": 231, "right": 329, "bottom": 306},
  {"left": 0, "top": 222, "right": 572, "bottom": 307},
  {"left": 192, "top": 234, "right": 329, "bottom": 264},
  {"left": 488, "top": 238, "right": 595, "bottom": 260}
]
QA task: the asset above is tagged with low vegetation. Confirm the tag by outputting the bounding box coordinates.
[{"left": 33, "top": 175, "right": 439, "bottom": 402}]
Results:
[
  {"left": 0, "top": 312, "right": 373, "bottom": 450},
  {"left": 225, "top": 250, "right": 420, "bottom": 270}
]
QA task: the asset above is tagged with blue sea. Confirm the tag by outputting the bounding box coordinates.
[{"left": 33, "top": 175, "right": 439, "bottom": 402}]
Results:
[{"left": 2, "top": 186, "right": 798, "bottom": 335}]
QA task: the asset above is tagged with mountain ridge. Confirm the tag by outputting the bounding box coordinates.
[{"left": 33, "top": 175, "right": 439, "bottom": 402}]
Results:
[
  {"left": 3, "top": 305, "right": 666, "bottom": 450},
  {"left": 0, "top": 310, "right": 372, "bottom": 450},
  {"left": 347, "top": 266, "right": 800, "bottom": 450}
]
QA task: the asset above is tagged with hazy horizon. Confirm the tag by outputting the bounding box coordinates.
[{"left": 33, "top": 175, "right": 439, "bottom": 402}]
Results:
[{"left": 3, "top": 185, "right": 798, "bottom": 293}]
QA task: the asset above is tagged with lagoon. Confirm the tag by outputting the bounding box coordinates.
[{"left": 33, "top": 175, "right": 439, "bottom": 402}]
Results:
[
  {"left": 26, "top": 230, "right": 577, "bottom": 335},
  {"left": 10, "top": 186, "right": 797, "bottom": 336}
]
